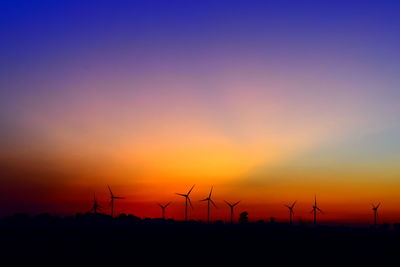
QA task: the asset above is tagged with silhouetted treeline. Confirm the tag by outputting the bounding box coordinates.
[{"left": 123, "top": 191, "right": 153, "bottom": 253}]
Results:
[
  {"left": 1, "top": 212, "right": 400, "bottom": 266},
  {"left": 1, "top": 212, "right": 399, "bottom": 230}
]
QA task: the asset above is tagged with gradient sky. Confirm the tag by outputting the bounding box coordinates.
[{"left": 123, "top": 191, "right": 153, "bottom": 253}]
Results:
[{"left": 1, "top": 0, "right": 400, "bottom": 224}]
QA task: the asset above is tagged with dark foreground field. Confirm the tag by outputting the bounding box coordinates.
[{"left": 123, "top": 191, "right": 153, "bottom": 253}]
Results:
[{"left": 1, "top": 214, "right": 400, "bottom": 266}]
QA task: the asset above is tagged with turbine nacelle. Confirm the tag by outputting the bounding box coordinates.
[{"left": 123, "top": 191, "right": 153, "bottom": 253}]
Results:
[
  {"left": 284, "top": 201, "right": 297, "bottom": 211},
  {"left": 311, "top": 206, "right": 324, "bottom": 214},
  {"left": 176, "top": 184, "right": 195, "bottom": 209},
  {"left": 372, "top": 203, "right": 381, "bottom": 211},
  {"left": 311, "top": 195, "right": 323, "bottom": 214},
  {"left": 107, "top": 185, "right": 125, "bottom": 217},
  {"left": 108, "top": 185, "right": 125, "bottom": 199},
  {"left": 158, "top": 202, "right": 172, "bottom": 209},
  {"left": 176, "top": 185, "right": 195, "bottom": 221},
  {"left": 225, "top": 200, "right": 240, "bottom": 208},
  {"left": 224, "top": 200, "right": 240, "bottom": 223},
  {"left": 200, "top": 186, "right": 217, "bottom": 223}
]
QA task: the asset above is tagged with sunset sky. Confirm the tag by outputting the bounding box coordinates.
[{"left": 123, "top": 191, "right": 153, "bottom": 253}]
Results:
[{"left": 1, "top": 0, "right": 400, "bottom": 224}]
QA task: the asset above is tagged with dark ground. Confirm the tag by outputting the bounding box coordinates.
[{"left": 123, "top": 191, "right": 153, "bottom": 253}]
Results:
[{"left": 1, "top": 213, "right": 400, "bottom": 266}]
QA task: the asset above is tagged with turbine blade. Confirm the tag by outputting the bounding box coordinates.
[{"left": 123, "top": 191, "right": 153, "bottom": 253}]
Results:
[
  {"left": 165, "top": 201, "right": 172, "bottom": 207},
  {"left": 233, "top": 201, "right": 240, "bottom": 206},
  {"left": 210, "top": 199, "right": 217, "bottom": 208},
  {"left": 176, "top": 193, "right": 186, "bottom": 197},
  {"left": 187, "top": 184, "right": 195, "bottom": 195},
  {"left": 224, "top": 200, "right": 231, "bottom": 206},
  {"left": 291, "top": 201, "right": 297, "bottom": 208},
  {"left": 284, "top": 205, "right": 290, "bottom": 209},
  {"left": 114, "top": 196, "right": 125, "bottom": 199},
  {"left": 317, "top": 207, "right": 324, "bottom": 214},
  {"left": 188, "top": 197, "right": 194, "bottom": 209},
  {"left": 108, "top": 185, "right": 113, "bottom": 197},
  {"left": 200, "top": 198, "right": 208, "bottom": 202},
  {"left": 208, "top": 186, "right": 213, "bottom": 198},
  {"left": 376, "top": 203, "right": 381, "bottom": 209}
]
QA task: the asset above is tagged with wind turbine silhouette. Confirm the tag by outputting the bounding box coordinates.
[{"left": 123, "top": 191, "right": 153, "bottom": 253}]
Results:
[
  {"left": 158, "top": 202, "right": 172, "bottom": 219},
  {"left": 108, "top": 185, "right": 125, "bottom": 218},
  {"left": 200, "top": 186, "right": 217, "bottom": 223},
  {"left": 224, "top": 200, "right": 240, "bottom": 224},
  {"left": 91, "top": 193, "right": 102, "bottom": 214},
  {"left": 311, "top": 195, "right": 323, "bottom": 225},
  {"left": 284, "top": 201, "right": 296, "bottom": 225},
  {"left": 371, "top": 203, "right": 381, "bottom": 228},
  {"left": 176, "top": 185, "right": 195, "bottom": 221}
]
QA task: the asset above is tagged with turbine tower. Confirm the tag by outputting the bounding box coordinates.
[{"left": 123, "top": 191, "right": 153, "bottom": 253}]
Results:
[
  {"left": 284, "top": 201, "right": 296, "bottom": 225},
  {"left": 108, "top": 185, "right": 125, "bottom": 218},
  {"left": 372, "top": 203, "right": 381, "bottom": 228},
  {"left": 200, "top": 186, "right": 217, "bottom": 223},
  {"left": 176, "top": 184, "right": 195, "bottom": 221},
  {"left": 158, "top": 202, "right": 172, "bottom": 219},
  {"left": 311, "top": 195, "right": 323, "bottom": 225},
  {"left": 91, "top": 193, "right": 102, "bottom": 214},
  {"left": 224, "top": 200, "right": 240, "bottom": 224}
]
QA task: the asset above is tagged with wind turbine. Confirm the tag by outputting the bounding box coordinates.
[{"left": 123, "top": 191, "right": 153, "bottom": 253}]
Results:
[
  {"left": 311, "top": 195, "right": 323, "bottom": 225},
  {"left": 91, "top": 193, "right": 103, "bottom": 214},
  {"left": 108, "top": 185, "right": 125, "bottom": 218},
  {"left": 284, "top": 201, "right": 297, "bottom": 225},
  {"left": 224, "top": 200, "right": 240, "bottom": 224},
  {"left": 200, "top": 186, "right": 217, "bottom": 223},
  {"left": 158, "top": 202, "right": 172, "bottom": 219},
  {"left": 371, "top": 203, "right": 381, "bottom": 228},
  {"left": 176, "top": 185, "right": 195, "bottom": 221}
]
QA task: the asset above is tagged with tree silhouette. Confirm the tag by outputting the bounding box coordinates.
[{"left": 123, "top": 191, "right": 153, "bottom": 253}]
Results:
[{"left": 239, "top": 211, "right": 248, "bottom": 224}]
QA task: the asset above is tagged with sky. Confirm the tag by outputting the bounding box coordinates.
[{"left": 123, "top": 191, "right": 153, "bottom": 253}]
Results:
[{"left": 1, "top": 0, "right": 400, "bottom": 224}]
